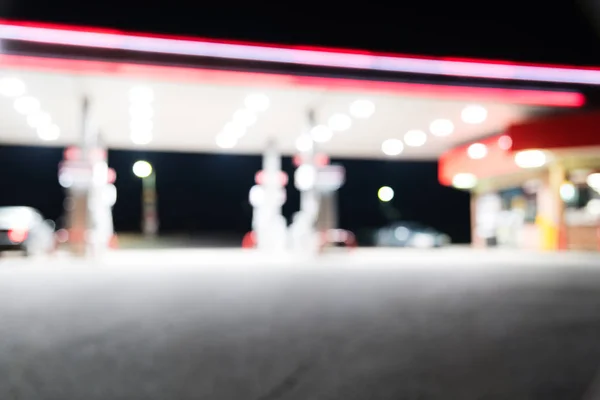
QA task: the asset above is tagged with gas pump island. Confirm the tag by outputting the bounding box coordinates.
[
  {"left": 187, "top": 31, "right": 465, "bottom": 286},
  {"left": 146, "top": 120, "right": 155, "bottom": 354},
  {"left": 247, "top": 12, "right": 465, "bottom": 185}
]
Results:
[{"left": 248, "top": 114, "right": 346, "bottom": 255}]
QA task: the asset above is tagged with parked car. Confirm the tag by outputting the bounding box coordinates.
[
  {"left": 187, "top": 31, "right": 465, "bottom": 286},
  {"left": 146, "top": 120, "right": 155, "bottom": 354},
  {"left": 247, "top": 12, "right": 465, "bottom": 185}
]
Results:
[
  {"left": 0, "top": 206, "right": 56, "bottom": 256},
  {"left": 375, "top": 221, "right": 450, "bottom": 248}
]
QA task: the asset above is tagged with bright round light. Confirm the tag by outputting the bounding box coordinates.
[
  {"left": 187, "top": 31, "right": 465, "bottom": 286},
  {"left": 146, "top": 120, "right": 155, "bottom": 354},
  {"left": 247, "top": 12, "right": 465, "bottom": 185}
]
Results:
[
  {"left": 130, "top": 119, "right": 154, "bottom": 134},
  {"left": 498, "top": 135, "right": 513, "bottom": 150},
  {"left": 378, "top": 186, "right": 394, "bottom": 202},
  {"left": 216, "top": 134, "right": 237, "bottom": 149},
  {"left": 587, "top": 173, "right": 600, "bottom": 190},
  {"left": 381, "top": 139, "right": 404, "bottom": 156},
  {"left": 27, "top": 112, "right": 52, "bottom": 128},
  {"left": 129, "top": 103, "right": 154, "bottom": 119},
  {"left": 467, "top": 143, "right": 488, "bottom": 159},
  {"left": 349, "top": 99, "right": 375, "bottom": 119},
  {"left": 14, "top": 96, "right": 41, "bottom": 115},
  {"left": 37, "top": 124, "right": 60, "bottom": 141},
  {"left": 129, "top": 86, "right": 154, "bottom": 103},
  {"left": 294, "top": 165, "right": 317, "bottom": 191},
  {"left": 131, "top": 132, "right": 153, "bottom": 145},
  {"left": 560, "top": 182, "right": 576, "bottom": 202},
  {"left": 328, "top": 113, "right": 352, "bottom": 132},
  {"left": 233, "top": 109, "right": 258, "bottom": 127},
  {"left": 429, "top": 119, "right": 454, "bottom": 137},
  {"left": 587, "top": 199, "right": 600, "bottom": 216},
  {"left": 310, "top": 125, "right": 333, "bottom": 143},
  {"left": 295, "top": 135, "right": 313, "bottom": 152},
  {"left": 0, "top": 77, "right": 26, "bottom": 97},
  {"left": 461, "top": 105, "right": 488, "bottom": 124},
  {"left": 452, "top": 173, "right": 478, "bottom": 189},
  {"left": 514, "top": 150, "right": 547, "bottom": 169},
  {"left": 249, "top": 185, "right": 265, "bottom": 207},
  {"left": 244, "top": 93, "right": 270, "bottom": 112},
  {"left": 404, "top": 130, "right": 427, "bottom": 147},
  {"left": 132, "top": 160, "right": 153, "bottom": 178},
  {"left": 222, "top": 121, "right": 246, "bottom": 139}
]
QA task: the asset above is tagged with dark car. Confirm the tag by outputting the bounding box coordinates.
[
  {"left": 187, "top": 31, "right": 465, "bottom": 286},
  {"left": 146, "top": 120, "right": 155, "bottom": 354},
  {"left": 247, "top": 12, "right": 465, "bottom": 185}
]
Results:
[
  {"left": 375, "top": 221, "right": 451, "bottom": 248},
  {"left": 0, "top": 207, "right": 56, "bottom": 256}
]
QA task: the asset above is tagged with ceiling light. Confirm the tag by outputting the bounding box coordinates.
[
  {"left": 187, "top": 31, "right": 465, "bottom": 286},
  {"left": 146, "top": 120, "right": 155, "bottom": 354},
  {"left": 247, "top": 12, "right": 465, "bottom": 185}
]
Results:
[
  {"left": 129, "top": 86, "right": 154, "bottom": 103},
  {"left": 328, "top": 113, "right": 352, "bottom": 132},
  {"left": 461, "top": 105, "right": 488, "bottom": 124},
  {"left": 429, "top": 119, "right": 454, "bottom": 136},
  {"left": 233, "top": 109, "right": 257, "bottom": 127},
  {"left": 587, "top": 173, "right": 600, "bottom": 190},
  {"left": 131, "top": 132, "right": 153, "bottom": 145},
  {"left": 0, "top": 77, "right": 26, "bottom": 97},
  {"left": 452, "top": 173, "right": 478, "bottom": 189},
  {"left": 467, "top": 143, "right": 488, "bottom": 159},
  {"left": 130, "top": 119, "right": 154, "bottom": 134},
  {"left": 14, "top": 96, "right": 41, "bottom": 115},
  {"left": 37, "top": 124, "right": 60, "bottom": 141},
  {"left": 404, "top": 130, "right": 427, "bottom": 147},
  {"left": 381, "top": 139, "right": 404, "bottom": 156},
  {"left": 216, "top": 134, "right": 237, "bottom": 149},
  {"left": 514, "top": 150, "right": 546, "bottom": 169},
  {"left": 244, "top": 93, "right": 270, "bottom": 112},
  {"left": 295, "top": 135, "right": 313, "bottom": 152},
  {"left": 129, "top": 103, "right": 154, "bottom": 119},
  {"left": 0, "top": 78, "right": 25, "bottom": 97},
  {"left": 349, "top": 99, "right": 375, "bottom": 119},
  {"left": 27, "top": 112, "right": 52, "bottom": 128},
  {"left": 310, "top": 125, "right": 333, "bottom": 143},
  {"left": 222, "top": 121, "right": 246, "bottom": 138}
]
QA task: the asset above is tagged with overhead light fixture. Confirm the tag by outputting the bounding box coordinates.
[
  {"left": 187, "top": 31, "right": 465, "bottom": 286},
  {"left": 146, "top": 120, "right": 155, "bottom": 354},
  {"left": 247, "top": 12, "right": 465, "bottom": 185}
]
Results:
[
  {"left": 381, "top": 139, "right": 404, "bottom": 156},
  {"left": 467, "top": 143, "right": 488, "bottom": 159},
  {"left": 222, "top": 121, "right": 246, "bottom": 138},
  {"left": 0, "top": 77, "right": 26, "bottom": 97},
  {"left": 27, "top": 112, "right": 52, "bottom": 129},
  {"left": 129, "top": 86, "right": 154, "bottom": 103},
  {"left": 514, "top": 150, "right": 547, "bottom": 169},
  {"left": 131, "top": 132, "right": 153, "bottom": 145},
  {"left": 233, "top": 109, "right": 257, "bottom": 127},
  {"left": 244, "top": 93, "right": 270, "bottom": 112},
  {"left": 216, "top": 134, "right": 237, "bottom": 149},
  {"left": 14, "top": 96, "right": 41, "bottom": 115},
  {"left": 129, "top": 103, "right": 154, "bottom": 119},
  {"left": 295, "top": 135, "right": 313, "bottom": 152},
  {"left": 349, "top": 99, "right": 375, "bottom": 119},
  {"left": 452, "top": 173, "right": 478, "bottom": 189},
  {"left": 310, "top": 125, "right": 333, "bottom": 143},
  {"left": 461, "top": 105, "right": 488, "bottom": 124},
  {"left": 404, "top": 130, "right": 427, "bottom": 147},
  {"left": 328, "top": 113, "right": 352, "bottom": 132},
  {"left": 37, "top": 124, "right": 60, "bottom": 141},
  {"left": 130, "top": 119, "right": 154, "bottom": 134},
  {"left": 587, "top": 173, "right": 600, "bottom": 191},
  {"left": 429, "top": 119, "right": 454, "bottom": 136}
]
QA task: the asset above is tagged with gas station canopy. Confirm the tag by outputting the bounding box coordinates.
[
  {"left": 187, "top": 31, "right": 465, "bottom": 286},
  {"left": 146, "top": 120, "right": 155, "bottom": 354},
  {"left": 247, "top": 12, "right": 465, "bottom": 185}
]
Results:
[{"left": 0, "top": 19, "right": 595, "bottom": 159}]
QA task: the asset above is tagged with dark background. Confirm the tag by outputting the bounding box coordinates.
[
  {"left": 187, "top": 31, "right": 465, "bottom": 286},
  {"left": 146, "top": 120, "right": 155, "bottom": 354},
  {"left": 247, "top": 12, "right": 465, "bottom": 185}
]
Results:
[{"left": 0, "top": 0, "right": 599, "bottom": 243}]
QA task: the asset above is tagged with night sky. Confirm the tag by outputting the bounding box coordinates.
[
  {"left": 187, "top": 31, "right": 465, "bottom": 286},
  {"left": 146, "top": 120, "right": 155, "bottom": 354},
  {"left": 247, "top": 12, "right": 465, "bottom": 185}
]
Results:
[{"left": 0, "top": 1, "right": 598, "bottom": 243}]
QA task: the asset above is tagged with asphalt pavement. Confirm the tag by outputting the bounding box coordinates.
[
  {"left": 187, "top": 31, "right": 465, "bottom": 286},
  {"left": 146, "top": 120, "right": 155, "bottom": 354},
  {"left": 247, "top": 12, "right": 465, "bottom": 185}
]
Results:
[{"left": 1, "top": 249, "right": 600, "bottom": 399}]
